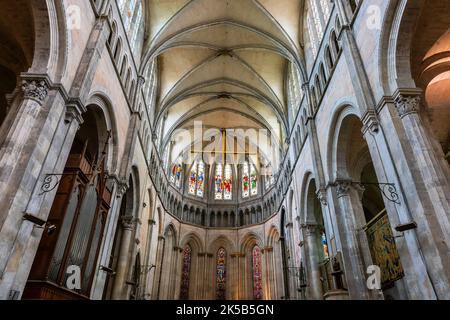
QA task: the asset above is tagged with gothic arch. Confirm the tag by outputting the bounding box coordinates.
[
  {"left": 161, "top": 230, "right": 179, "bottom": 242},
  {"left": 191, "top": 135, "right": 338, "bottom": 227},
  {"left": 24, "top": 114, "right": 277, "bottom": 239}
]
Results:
[
  {"left": 379, "top": 0, "right": 425, "bottom": 94},
  {"left": 207, "top": 236, "right": 234, "bottom": 300},
  {"left": 178, "top": 232, "right": 204, "bottom": 299},
  {"left": 158, "top": 223, "right": 178, "bottom": 299},
  {"left": 86, "top": 93, "right": 120, "bottom": 174},
  {"left": 266, "top": 226, "right": 283, "bottom": 299},
  {"left": 240, "top": 232, "right": 264, "bottom": 300},
  {"left": 326, "top": 103, "right": 361, "bottom": 182},
  {"left": 29, "top": 0, "right": 68, "bottom": 81}
]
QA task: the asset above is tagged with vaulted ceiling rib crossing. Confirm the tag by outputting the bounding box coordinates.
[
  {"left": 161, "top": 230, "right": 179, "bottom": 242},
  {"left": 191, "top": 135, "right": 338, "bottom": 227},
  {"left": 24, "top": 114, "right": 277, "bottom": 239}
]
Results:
[{"left": 141, "top": 0, "right": 304, "bottom": 163}]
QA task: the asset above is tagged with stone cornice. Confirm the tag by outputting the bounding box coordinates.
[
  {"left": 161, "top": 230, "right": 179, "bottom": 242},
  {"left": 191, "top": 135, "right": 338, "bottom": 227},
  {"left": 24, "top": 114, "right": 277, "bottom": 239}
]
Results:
[
  {"left": 361, "top": 109, "right": 379, "bottom": 135},
  {"left": 231, "top": 252, "right": 245, "bottom": 258}
]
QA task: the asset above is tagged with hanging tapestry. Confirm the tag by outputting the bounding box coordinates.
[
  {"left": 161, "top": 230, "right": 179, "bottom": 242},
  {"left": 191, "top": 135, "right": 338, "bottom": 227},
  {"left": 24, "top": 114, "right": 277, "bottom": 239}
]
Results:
[{"left": 365, "top": 212, "right": 404, "bottom": 288}]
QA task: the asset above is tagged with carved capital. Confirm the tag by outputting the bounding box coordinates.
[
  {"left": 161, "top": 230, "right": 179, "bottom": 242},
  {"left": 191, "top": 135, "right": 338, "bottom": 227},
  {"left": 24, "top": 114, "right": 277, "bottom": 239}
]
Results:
[
  {"left": 65, "top": 99, "right": 86, "bottom": 125},
  {"left": 21, "top": 79, "right": 49, "bottom": 104},
  {"left": 394, "top": 92, "right": 421, "bottom": 118},
  {"left": 301, "top": 223, "right": 319, "bottom": 236},
  {"left": 120, "top": 216, "right": 135, "bottom": 231},
  {"left": 335, "top": 180, "right": 352, "bottom": 198}
]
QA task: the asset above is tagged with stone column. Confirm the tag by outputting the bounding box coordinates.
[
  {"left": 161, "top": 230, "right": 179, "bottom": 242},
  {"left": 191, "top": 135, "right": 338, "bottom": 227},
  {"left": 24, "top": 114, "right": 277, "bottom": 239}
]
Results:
[
  {"left": 230, "top": 253, "right": 239, "bottom": 300},
  {"left": 152, "top": 235, "right": 165, "bottom": 299},
  {"left": 0, "top": 76, "right": 83, "bottom": 299},
  {"left": 333, "top": 181, "right": 375, "bottom": 300},
  {"left": 235, "top": 252, "right": 245, "bottom": 300},
  {"left": 206, "top": 253, "right": 214, "bottom": 299},
  {"left": 260, "top": 249, "right": 268, "bottom": 300},
  {"left": 264, "top": 246, "right": 274, "bottom": 299},
  {"left": 196, "top": 253, "right": 206, "bottom": 299},
  {"left": 172, "top": 246, "right": 183, "bottom": 299},
  {"left": 141, "top": 218, "right": 156, "bottom": 300},
  {"left": 111, "top": 217, "right": 135, "bottom": 299},
  {"left": 285, "top": 223, "right": 297, "bottom": 297},
  {"left": 302, "top": 224, "right": 323, "bottom": 300},
  {"left": 361, "top": 109, "right": 438, "bottom": 300},
  {"left": 392, "top": 90, "right": 450, "bottom": 299},
  {"left": 279, "top": 235, "right": 290, "bottom": 300}
]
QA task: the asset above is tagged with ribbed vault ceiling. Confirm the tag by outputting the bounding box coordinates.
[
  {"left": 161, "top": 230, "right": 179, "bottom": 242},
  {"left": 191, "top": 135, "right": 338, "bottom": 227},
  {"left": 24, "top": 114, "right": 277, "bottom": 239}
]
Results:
[{"left": 142, "top": 0, "right": 303, "bottom": 162}]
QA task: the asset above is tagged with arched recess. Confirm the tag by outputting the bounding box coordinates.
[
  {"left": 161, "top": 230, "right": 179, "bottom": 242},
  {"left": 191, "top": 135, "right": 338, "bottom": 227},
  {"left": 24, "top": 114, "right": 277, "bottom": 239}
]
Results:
[
  {"left": 266, "top": 226, "right": 284, "bottom": 300},
  {"left": 329, "top": 109, "right": 406, "bottom": 300},
  {"left": 380, "top": 0, "right": 425, "bottom": 94},
  {"left": 23, "top": 104, "right": 114, "bottom": 300},
  {"left": 158, "top": 224, "right": 178, "bottom": 300},
  {"left": 178, "top": 233, "right": 204, "bottom": 300},
  {"left": 86, "top": 93, "right": 120, "bottom": 174},
  {"left": 240, "top": 233, "right": 264, "bottom": 300},
  {"left": 207, "top": 236, "right": 235, "bottom": 300},
  {"left": 302, "top": 175, "right": 329, "bottom": 300}
]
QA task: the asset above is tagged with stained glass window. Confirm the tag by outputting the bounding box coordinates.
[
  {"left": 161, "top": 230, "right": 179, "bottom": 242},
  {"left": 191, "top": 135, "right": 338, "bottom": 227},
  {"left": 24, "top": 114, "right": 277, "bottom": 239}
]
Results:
[
  {"left": 180, "top": 245, "right": 192, "bottom": 300},
  {"left": 189, "top": 161, "right": 205, "bottom": 198},
  {"left": 252, "top": 246, "right": 263, "bottom": 300},
  {"left": 242, "top": 163, "right": 250, "bottom": 198},
  {"left": 188, "top": 163, "right": 198, "bottom": 195},
  {"left": 170, "top": 161, "right": 183, "bottom": 188},
  {"left": 243, "top": 162, "right": 257, "bottom": 198},
  {"left": 216, "top": 247, "right": 227, "bottom": 300},
  {"left": 215, "top": 164, "right": 223, "bottom": 200},
  {"left": 250, "top": 165, "right": 258, "bottom": 196},
  {"left": 223, "top": 164, "right": 233, "bottom": 200},
  {"left": 196, "top": 162, "right": 205, "bottom": 197}
]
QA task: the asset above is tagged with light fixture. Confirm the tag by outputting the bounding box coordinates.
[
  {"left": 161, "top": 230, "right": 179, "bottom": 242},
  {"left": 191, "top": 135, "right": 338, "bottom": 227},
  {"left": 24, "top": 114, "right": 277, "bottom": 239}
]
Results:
[
  {"left": 100, "top": 265, "right": 116, "bottom": 275},
  {"left": 395, "top": 221, "right": 417, "bottom": 232},
  {"left": 23, "top": 213, "right": 57, "bottom": 235}
]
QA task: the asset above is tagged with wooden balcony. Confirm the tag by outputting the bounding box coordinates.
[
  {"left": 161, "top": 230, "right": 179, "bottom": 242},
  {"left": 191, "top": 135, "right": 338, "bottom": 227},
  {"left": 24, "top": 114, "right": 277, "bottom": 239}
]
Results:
[{"left": 22, "top": 280, "right": 89, "bottom": 300}]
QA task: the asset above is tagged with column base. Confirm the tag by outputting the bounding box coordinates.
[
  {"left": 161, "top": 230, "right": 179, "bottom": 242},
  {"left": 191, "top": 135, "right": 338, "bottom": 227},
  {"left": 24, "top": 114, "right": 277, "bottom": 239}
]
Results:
[{"left": 323, "top": 290, "right": 350, "bottom": 300}]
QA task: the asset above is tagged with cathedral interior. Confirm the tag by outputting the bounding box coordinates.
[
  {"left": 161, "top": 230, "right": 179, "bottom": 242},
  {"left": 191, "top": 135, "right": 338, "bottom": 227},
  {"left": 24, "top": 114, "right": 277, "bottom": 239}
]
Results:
[{"left": 0, "top": 0, "right": 450, "bottom": 301}]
